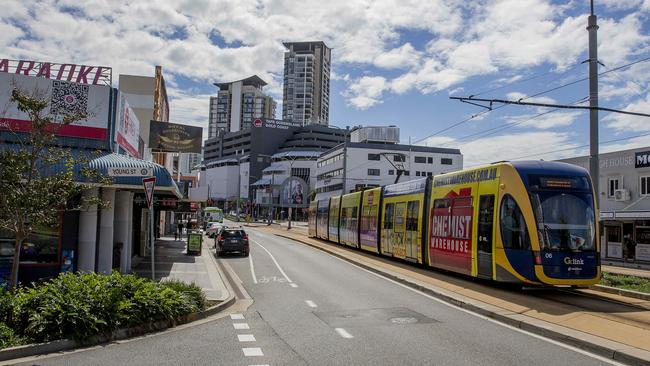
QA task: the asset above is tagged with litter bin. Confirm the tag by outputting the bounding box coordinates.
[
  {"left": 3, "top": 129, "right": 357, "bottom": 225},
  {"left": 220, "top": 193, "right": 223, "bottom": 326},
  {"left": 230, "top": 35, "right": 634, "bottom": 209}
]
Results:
[{"left": 187, "top": 231, "right": 203, "bottom": 255}]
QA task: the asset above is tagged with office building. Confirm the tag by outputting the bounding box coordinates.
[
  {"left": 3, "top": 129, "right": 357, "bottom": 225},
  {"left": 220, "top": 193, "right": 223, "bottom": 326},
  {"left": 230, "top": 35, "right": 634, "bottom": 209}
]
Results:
[
  {"left": 282, "top": 41, "right": 331, "bottom": 126},
  {"left": 208, "top": 75, "right": 276, "bottom": 137}
]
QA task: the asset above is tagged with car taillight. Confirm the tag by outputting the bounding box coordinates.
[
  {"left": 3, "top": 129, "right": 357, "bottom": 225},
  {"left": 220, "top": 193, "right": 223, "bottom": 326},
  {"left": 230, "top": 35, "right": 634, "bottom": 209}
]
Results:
[
  {"left": 243, "top": 234, "right": 249, "bottom": 240},
  {"left": 217, "top": 235, "right": 223, "bottom": 241}
]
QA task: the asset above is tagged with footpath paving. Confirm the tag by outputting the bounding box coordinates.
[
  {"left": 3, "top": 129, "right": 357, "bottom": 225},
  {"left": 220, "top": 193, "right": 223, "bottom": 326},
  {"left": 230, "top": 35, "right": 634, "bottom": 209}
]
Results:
[
  {"left": 133, "top": 236, "right": 229, "bottom": 301},
  {"left": 251, "top": 225, "right": 650, "bottom": 365},
  {"left": 603, "top": 265, "right": 650, "bottom": 280}
]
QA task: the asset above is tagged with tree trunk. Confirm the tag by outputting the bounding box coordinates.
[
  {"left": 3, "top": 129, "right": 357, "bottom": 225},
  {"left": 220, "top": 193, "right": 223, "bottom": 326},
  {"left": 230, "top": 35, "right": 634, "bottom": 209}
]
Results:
[{"left": 9, "top": 235, "right": 23, "bottom": 289}]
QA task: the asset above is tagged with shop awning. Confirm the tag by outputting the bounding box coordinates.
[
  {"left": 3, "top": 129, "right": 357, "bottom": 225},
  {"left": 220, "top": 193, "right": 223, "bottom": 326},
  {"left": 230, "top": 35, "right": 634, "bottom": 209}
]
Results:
[
  {"left": 272, "top": 150, "right": 321, "bottom": 159},
  {"left": 88, "top": 153, "right": 182, "bottom": 198},
  {"left": 251, "top": 177, "right": 274, "bottom": 186},
  {"left": 262, "top": 163, "right": 285, "bottom": 173}
]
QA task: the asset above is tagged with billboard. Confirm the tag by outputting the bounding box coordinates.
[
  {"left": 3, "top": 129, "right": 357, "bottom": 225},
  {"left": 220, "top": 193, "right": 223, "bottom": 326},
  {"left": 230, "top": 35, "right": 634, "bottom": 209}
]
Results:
[
  {"left": 116, "top": 93, "right": 140, "bottom": 157},
  {"left": 0, "top": 71, "right": 111, "bottom": 140},
  {"left": 252, "top": 118, "right": 301, "bottom": 130},
  {"left": 149, "top": 120, "right": 202, "bottom": 153},
  {"left": 0, "top": 59, "right": 112, "bottom": 86},
  {"left": 280, "top": 176, "right": 309, "bottom": 208}
]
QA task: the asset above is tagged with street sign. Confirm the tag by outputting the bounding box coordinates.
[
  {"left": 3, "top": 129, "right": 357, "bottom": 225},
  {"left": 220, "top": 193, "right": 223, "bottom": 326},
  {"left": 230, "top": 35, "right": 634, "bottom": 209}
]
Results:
[
  {"left": 108, "top": 167, "right": 153, "bottom": 177},
  {"left": 142, "top": 177, "right": 156, "bottom": 208}
]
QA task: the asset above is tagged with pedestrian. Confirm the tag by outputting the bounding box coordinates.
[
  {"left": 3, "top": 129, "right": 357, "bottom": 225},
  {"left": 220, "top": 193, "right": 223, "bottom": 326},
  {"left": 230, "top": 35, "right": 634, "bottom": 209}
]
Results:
[
  {"left": 174, "top": 222, "right": 179, "bottom": 241},
  {"left": 178, "top": 222, "right": 184, "bottom": 241}
]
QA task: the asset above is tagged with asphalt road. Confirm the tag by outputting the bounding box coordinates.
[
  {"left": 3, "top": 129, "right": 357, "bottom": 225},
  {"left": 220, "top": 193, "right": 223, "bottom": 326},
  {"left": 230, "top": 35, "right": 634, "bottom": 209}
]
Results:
[{"left": 14, "top": 226, "right": 624, "bottom": 366}]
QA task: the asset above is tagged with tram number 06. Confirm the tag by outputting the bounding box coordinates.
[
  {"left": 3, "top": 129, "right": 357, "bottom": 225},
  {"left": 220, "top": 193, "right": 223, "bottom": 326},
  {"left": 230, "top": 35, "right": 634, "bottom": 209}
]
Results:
[{"left": 544, "top": 253, "right": 553, "bottom": 259}]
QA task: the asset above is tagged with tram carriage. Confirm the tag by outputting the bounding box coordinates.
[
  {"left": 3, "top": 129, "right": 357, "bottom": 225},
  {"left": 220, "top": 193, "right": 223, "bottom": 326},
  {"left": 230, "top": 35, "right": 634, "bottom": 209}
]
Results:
[{"left": 308, "top": 161, "right": 600, "bottom": 286}]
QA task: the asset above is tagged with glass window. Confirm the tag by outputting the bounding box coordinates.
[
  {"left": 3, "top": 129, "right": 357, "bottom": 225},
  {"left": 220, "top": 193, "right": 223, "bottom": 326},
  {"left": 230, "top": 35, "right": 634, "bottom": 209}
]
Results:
[
  {"left": 394, "top": 155, "right": 405, "bottom": 162},
  {"left": 368, "top": 153, "right": 380, "bottom": 161},
  {"left": 529, "top": 191, "right": 595, "bottom": 251},
  {"left": 414, "top": 156, "right": 426, "bottom": 163},
  {"left": 406, "top": 201, "right": 419, "bottom": 231},
  {"left": 404, "top": 171, "right": 410, "bottom": 176},
  {"left": 388, "top": 170, "right": 394, "bottom": 175},
  {"left": 607, "top": 177, "right": 619, "bottom": 198},
  {"left": 0, "top": 225, "right": 60, "bottom": 265},
  {"left": 427, "top": 157, "right": 433, "bottom": 164},
  {"left": 441, "top": 158, "right": 453, "bottom": 165},
  {"left": 384, "top": 203, "right": 394, "bottom": 229},
  {"left": 641, "top": 176, "right": 650, "bottom": 196},
  {"left": 368, "top": 169, "right": 380, "bottom": 176},
  {"left": 416, "top": 171, "right": 421, "bottom": 176},
  {"left": 500, "top": 195, "right": 531, "bottom": 250}
]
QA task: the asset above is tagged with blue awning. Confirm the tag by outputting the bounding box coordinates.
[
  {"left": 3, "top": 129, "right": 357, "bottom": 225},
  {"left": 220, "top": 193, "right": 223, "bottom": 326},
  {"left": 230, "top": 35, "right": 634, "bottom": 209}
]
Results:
[
  {"left": 88, "top": 153, "right": 181, "bottom": 197},
  {"left": 0, "top": 144, "right": 181, "bottom": 197}
]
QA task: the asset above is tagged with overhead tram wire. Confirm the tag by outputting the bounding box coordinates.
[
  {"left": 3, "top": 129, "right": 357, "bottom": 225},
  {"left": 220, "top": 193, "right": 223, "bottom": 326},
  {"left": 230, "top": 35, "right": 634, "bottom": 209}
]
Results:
[
  {"left": 415, "top": 55, "right": 650, "bottom": 145},
  {"left": 465, "top": 130, "right": 650, "bottom": 168}
]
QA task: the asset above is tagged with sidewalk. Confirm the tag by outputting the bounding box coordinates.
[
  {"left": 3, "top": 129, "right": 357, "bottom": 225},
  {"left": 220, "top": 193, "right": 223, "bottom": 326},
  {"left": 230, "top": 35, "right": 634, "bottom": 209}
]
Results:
[
  {"left": 603, "top": 265, "right": 650, "bottom": 279},
  {"left": 132, "top": 236, "right": 229, "bottom": 302}
]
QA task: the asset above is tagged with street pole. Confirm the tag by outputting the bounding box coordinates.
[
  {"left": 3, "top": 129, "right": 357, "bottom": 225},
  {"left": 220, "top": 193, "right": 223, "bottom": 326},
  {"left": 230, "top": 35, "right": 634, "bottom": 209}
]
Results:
[
  {"left": 236, "top": 153, "right": 241, "bottom": 221},
  {"left": 150, "top": 201, "right": 155, "bottom": 281},
  {"left": 588, "top": 0, "right": 600, "bottom": 206},
  {"left": 341, "top": 126, "right": 350, "bottom": 196}
]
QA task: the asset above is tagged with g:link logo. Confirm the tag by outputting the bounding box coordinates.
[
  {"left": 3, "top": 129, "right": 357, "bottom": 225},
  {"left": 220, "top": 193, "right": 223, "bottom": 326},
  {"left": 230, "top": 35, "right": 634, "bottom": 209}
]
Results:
[{"left": 564, "top": 257, "right": 584, "bottom": 265}]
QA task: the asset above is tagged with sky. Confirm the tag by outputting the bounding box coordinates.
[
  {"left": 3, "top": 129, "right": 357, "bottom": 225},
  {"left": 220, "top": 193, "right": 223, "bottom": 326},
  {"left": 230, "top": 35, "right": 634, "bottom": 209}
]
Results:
[{"left": 3, "top": 0, "right": 650, "bottom": 166}]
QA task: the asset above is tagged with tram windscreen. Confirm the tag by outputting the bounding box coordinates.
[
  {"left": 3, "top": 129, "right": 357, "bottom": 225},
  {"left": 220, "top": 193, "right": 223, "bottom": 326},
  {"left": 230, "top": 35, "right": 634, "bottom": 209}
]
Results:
[{"left": 530, "top": 191, "right": 596, "bottom": 252}]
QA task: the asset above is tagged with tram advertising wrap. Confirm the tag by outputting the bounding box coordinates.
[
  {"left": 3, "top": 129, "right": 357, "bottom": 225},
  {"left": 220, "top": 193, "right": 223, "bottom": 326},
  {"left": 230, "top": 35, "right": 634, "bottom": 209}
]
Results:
[{"left": 308, "top": 161, "right": 600, "bottom": 287}]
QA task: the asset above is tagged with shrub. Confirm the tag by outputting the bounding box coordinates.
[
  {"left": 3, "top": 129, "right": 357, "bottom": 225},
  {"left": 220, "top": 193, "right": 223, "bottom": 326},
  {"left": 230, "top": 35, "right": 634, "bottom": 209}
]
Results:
[
  {"left": 0, "top": 288, "right": 11, "bottom": 323},
  {"left": 0, "top": 322, "right": 27, "bottom": 349},
  {"left": 161, "top": 280, "right": 207, "bottom": 311},
  {"left": 9, "top": 271, "right": 207, "bottom": 343}
]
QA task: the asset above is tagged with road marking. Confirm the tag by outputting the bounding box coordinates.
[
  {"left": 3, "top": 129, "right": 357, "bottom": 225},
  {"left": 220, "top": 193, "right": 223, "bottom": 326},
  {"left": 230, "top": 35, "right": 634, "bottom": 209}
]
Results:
[
  {"left": 233, "top": 323, "right": 250, "bottom": 330},
  {"left": 290, "top": 283, "right": 299, "bottom": 288},
  {"left": 305, "top": 300, "right": 317, "bottom": 308},
  {"left": 230, "top": 314, "right": 245, "bottom": 320},
  {"left": 251, "top": 239, "right": 293, "bottom": 283},
  {"left": 335, "top": 328, "right": 353, "bottom": 339},
  {"left": 242, "top": 347, "right": 264, "bottom": 356},
  {"left": 249, "top": 253, "right": 258, "bottom": 284},
  {"left": 324, "top": 250, "right": 626, "bottom": 366},
  {"left": 238, "top": 334, "right": 256, "bottom": 342}
]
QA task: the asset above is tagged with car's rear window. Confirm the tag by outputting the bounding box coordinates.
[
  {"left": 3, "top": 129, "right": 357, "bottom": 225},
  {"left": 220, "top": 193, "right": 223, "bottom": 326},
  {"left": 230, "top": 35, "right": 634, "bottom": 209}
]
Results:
[{"left": 223, "top": 230, "right": 244, "bottom": 238}]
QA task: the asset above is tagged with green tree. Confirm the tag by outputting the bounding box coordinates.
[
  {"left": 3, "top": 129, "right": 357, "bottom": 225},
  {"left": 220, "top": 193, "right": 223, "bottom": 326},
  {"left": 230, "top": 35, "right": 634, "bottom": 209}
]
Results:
[{"left": 0, "top": 88, "right": 105, "bottom": 289}]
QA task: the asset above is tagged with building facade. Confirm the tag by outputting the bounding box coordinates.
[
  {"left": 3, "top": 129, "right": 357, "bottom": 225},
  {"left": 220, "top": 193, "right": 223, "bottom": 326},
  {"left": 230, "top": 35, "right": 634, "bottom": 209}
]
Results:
[
  {"left": 208, "top": 75, "right": 276, "bottom": 137},
  {"left": 559, "top": 147, "right": 650, "bottom": 265},
  {"left": 282, "top": 41, "right": 331, "bottom": 126}
]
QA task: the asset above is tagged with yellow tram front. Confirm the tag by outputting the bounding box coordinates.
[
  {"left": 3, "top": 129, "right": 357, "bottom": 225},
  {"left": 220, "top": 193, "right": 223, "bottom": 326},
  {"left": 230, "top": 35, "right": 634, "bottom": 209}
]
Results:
[{"left": 496, "top": 161, "right": 600, "bottom": 286}]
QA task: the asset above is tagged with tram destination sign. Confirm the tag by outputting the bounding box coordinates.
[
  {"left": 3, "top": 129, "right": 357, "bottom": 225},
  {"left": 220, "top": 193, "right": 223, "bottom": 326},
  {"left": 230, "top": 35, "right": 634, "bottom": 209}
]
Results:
[{"left": 108, "top": 167, "right": 153, "bottom": 177}]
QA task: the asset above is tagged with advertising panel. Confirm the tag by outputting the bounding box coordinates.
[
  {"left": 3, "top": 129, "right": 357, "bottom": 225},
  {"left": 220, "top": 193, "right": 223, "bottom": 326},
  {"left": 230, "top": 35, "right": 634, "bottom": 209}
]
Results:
[
  {"left": 430, "top": 188, "right": 473, "bottom": 274},
  {"left": 280, "top": 177, "right": 308, "bottom": 208},
  {"left": 0, "top": 59, "right": 112, "bottom": 86},
  {"left": 252, "top": 118, "right": 301, "bottom": 130},
  {"left": 116, "top": 93, "right": 140, "bottom": 157},
  {"left": 0, "top": 71, "right": 111, "bottom": 140},
  {"left": 149, "top": 120, "right": 202, "bottom": 153}
]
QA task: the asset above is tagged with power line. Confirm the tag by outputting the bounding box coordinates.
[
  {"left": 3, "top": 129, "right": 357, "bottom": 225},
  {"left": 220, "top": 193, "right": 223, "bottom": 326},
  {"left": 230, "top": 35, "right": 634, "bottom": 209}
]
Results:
[
  {"left": 466, "top": 130, "right": 650, "bottom": 168},
  {"left": 416, "top": 55, "right": 650, "bottom": 145}
]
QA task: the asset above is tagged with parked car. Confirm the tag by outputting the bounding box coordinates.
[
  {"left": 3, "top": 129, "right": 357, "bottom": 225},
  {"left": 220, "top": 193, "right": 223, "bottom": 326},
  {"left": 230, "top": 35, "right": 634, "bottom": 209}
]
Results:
[
  {"left": 215, "top": 227, "right": 249, "bottom": 257},
  {"left": 206, "top": 222, "right": 221, "bottom": 238}
]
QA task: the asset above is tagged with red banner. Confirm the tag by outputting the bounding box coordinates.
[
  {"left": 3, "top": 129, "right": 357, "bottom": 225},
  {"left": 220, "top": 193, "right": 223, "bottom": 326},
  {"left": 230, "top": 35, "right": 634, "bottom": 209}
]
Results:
[{"left": 430, "top": 188, "right": 473, "bottom": 274}]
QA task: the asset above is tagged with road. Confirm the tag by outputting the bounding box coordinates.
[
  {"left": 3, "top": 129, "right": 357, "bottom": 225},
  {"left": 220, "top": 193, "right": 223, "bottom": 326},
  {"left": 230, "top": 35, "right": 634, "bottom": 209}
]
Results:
[{"left": 15, "top": 226, "right": 624, "bottom": 366}]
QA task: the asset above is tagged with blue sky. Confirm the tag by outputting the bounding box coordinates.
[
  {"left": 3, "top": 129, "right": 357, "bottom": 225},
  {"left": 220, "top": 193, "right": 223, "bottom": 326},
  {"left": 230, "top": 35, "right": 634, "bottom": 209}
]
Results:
[{"left": 3, "top": 0, "right": 650, "bottom": 165}]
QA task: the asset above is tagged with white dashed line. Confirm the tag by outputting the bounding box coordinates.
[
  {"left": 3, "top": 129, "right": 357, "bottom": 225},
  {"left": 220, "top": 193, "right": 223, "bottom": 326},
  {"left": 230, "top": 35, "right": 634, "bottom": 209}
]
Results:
[
  {"left": 335, "top": 328, "right": 353, "bottom": 339},
  {"left": 305, "top": 300, "right": 317, "bottom": 308},
  {"left": 249, "top": 253, "right": 258, "bottom": 284},
  {"left": 230, "top": 314, "right": 245, "bottom": 320},
  {"left": 233, "top": 323, "right": 250, "bottom": 330},
  {"left": 252, "top": 239, "right": 293, "bottom": 283},
  {"left": 249, "top": 365, "right": 270, "bottom": 366},
  {"left": 290, "top": 283, "right": 298, "bottom": 288},
  {"left": 238, "top": 334, "right": 256, "bottom": 342},
  {"left": 242, "top": 347, "right": 264, "bottom": 357}
]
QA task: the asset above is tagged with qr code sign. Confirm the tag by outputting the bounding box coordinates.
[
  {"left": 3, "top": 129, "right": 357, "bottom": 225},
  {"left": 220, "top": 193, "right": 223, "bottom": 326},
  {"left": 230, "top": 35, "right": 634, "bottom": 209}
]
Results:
[{"left": 50, "top": 80, "right": 89, "bottom": 117}]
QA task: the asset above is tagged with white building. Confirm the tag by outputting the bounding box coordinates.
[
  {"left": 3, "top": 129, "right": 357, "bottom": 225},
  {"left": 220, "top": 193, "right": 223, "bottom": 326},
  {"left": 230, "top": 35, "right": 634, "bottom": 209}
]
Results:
[
  {"left": 208, "top": 75, "right": 276, "bottom": 137},
  {"left": 252, "top": 151, "right": 319, "bottom": 206},
  {"left": 314, "top": 127, "right": 463, "bottom": 201}
]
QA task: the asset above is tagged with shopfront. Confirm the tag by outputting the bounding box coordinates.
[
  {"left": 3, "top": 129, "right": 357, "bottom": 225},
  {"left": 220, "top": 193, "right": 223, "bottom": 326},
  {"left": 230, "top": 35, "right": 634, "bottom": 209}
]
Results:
[{"left": 601, "top": 214, "right": 650, "bottom": 264}]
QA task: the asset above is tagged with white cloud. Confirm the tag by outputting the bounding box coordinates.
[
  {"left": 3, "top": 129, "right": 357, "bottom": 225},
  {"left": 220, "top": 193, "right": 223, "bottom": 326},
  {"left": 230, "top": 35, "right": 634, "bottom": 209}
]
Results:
[
  {"left": 421, "top": 131, "right": 582, "bottom": 167},
  {"left": 603, "top": 92, "right": 650, "bottom": 132},
  {"left": 373, "top": 43, "right": 422, "bottom": 69},
  {"left": 344, "top": 76, "right": 389, "bottom": 109},
  {"left": 505, "top": 110, "right": 583, "bottom": 129}
]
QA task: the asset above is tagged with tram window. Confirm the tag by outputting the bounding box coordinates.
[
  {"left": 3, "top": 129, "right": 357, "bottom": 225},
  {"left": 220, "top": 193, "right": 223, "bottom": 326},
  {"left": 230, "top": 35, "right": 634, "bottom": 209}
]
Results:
[
  {"left": 384, "top": 203, "right": 395, "bottom": 229},
  {"left": 434, "top": 198, "right": 450, "bottom": 209},
  {"left": 407, "top": 201, "right": 419, "bottom": 231},
  {"left": 500, "top": 195, "right": 531, "bottom": 250}
]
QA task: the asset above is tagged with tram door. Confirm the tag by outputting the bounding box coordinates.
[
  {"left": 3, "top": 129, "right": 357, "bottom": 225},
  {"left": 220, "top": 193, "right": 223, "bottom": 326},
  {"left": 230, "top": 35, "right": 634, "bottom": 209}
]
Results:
[{"left": 477, "top": 195, "right": 495, "bottom": 279}]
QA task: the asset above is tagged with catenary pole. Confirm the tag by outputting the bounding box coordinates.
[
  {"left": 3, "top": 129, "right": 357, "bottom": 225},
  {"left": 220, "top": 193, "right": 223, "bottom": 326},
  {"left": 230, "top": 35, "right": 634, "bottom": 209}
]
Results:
[
  {"left": 341, "top": 126, "right": 350, "bottom": 195},
  {"left": 588, "top": 0, "right": 600, "bottom": 206}
]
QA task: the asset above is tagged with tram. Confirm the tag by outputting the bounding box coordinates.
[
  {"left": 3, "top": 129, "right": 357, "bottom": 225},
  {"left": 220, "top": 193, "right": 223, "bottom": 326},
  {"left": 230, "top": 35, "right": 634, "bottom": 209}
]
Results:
[{"left": 308, "top": 161, "right": 600, "bottom": 286}]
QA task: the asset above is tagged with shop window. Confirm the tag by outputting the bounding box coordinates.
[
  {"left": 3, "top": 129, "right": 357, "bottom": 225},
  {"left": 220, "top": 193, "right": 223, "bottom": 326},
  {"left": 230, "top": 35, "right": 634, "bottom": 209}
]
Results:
[
  {"left": 0, "top": 225, "right": 60, "bottom": 266},
  {"left": 607, "top": 177, "right": 620, "bottom": 199},
  {"left": 640, "top": 175, "right": 650, "bottom": 196}
]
